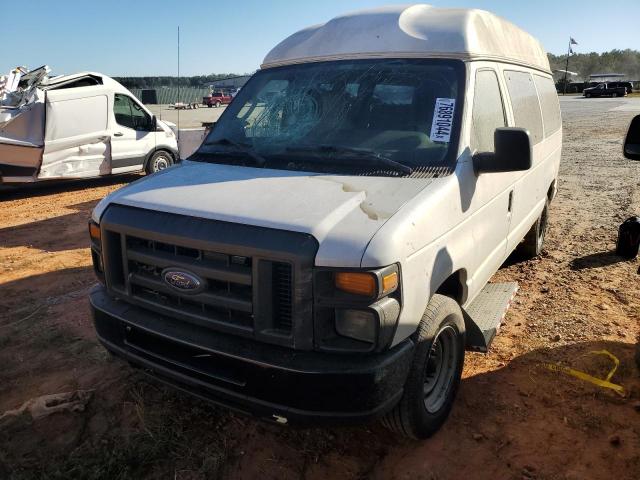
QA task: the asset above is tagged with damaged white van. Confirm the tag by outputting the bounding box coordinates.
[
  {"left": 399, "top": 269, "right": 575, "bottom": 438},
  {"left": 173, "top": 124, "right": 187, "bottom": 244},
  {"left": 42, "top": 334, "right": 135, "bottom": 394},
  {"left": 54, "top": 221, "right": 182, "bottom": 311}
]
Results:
[
  {"left": 0, "top": 66, "right": 178, "bottom": 184},
  {"left": 89, "top": 5, "right": 561, "bottom": 438}
]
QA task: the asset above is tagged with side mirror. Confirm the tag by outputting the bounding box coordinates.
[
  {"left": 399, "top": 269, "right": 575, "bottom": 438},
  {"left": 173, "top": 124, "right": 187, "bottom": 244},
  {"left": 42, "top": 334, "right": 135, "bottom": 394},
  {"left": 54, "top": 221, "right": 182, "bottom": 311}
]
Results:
[
  {"left": 623, "top": 114, "right": 640, "bottom": 160},
  {"left": 150, "top": 115, "right": 158, "bottom": 131},
  {"left": 473, "top": 127, "right": 532, "bottom": 173}
]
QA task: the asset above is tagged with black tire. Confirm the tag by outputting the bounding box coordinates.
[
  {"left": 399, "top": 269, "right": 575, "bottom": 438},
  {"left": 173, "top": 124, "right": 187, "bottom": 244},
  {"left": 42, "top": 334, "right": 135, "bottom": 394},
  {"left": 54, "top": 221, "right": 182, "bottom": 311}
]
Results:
[
  {"left": 613, "top": 92, "right": 618, "bottom": 98},
  {"left": 146, "top": 150, "right": 174, "bottom": 174},
  {"left": 518, "top": 199, "right": 549, "bottom": 259},
  {"left": 382, "top": 294, "right": 465, "bottom": 439},
  {"left": 207, "top": 104, "right": 213, "bottom": 108},
  {"left": 586, "top": 93, "right": 591, "bottom": 98},
  {"left": 215, "top": 101, "right": 221, "bottom": 108}
]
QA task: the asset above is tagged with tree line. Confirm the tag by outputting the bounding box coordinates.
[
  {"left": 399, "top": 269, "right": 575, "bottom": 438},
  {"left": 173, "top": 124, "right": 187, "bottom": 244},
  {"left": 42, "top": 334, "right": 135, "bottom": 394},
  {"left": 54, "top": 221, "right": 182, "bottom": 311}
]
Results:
[
  {"left": 548, "top": 49, "right": 640, "bottom": 81},
  {"left": 113, "top": 50, "right": 640, "bottom": 89},
  {"left": 114, "top": 73, "right": 250, "bottom": 89}
]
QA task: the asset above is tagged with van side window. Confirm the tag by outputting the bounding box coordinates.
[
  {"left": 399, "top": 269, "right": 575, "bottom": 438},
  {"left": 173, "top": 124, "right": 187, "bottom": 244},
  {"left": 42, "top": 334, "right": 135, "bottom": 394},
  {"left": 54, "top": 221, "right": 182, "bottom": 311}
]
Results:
[
  {"left": 533, "top": 75, "right": 561, "bottom": 136},
  {"left": 114, "top": 94, "right": 151, "bottom": 131},
  {"left": 471, "top": 70, "right": 506, "bottom": 153},
  {"left": 504, "top": 71, "right": 543, "bottom": 144}
]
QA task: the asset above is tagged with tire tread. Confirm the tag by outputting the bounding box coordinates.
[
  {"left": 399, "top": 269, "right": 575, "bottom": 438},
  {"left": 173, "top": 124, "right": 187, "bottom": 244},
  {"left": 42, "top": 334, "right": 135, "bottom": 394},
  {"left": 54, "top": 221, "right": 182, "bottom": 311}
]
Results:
[{"left": 382, "top": 294, "right": 464, "bottom": 439}]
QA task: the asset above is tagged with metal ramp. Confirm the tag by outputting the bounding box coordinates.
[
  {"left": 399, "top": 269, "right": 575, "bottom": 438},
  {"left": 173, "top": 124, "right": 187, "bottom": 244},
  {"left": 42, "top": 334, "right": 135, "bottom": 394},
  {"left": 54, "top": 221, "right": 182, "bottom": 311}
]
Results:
[{"left": 463, "top": 282, "right": 518, "bottom": 353}]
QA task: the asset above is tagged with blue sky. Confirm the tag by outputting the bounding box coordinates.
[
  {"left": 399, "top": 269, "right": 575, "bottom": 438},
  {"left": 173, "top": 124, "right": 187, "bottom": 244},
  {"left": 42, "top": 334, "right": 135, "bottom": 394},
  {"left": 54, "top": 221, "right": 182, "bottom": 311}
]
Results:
[{"left": 4, "top": 0, "right": 639, "bottom": 76}]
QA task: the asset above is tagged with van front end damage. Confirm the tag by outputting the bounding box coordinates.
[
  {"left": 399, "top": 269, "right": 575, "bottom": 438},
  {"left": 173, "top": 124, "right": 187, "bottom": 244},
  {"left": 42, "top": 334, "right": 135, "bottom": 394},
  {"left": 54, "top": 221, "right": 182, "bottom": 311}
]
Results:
[
  {"left": 0, "top": 65, "right": 128, "bottom": 184},
  {"left": 0, "top": 66, "right": 49, "bottom": 183}
]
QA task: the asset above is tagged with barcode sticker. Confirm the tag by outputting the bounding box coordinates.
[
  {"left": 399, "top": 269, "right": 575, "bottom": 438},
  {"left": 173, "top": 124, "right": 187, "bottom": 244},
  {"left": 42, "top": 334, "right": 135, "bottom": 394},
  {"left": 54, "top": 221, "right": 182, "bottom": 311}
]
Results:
[{"left": 430, "top": 98, "right": 456, "bottom": 143}]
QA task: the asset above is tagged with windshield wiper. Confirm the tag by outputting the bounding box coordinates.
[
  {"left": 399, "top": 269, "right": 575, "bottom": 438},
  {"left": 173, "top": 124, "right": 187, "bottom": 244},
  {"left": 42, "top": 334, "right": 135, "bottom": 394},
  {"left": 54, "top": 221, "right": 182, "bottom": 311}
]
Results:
[
  {"left": 201, "top": 138, "right": 267, "bottom": 167},
  {"left": 286, "top": 144, "right": 413, "bottom": 175}
]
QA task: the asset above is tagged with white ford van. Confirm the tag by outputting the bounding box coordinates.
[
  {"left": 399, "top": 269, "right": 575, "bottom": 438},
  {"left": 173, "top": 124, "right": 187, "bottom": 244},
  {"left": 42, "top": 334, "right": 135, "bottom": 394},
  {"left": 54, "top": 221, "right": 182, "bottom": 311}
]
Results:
[
  {"left": 0, "top": 66, "right": 178, "bottom": 184},
  {"left": 89, "top": 5, "right": 561, "bottom": 438}
]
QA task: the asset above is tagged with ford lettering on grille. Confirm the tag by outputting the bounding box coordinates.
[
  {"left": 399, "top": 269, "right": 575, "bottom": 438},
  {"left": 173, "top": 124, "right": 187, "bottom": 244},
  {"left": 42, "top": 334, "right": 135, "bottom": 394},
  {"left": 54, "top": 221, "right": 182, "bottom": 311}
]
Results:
[{"left": 162, "top": 269, "right": 204, "bottom": 293}]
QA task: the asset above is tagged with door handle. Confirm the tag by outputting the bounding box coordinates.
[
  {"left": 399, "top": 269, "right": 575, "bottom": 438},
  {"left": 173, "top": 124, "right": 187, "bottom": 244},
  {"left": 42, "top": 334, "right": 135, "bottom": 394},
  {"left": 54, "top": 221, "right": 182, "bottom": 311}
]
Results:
[
  {"left": 508, "top": 190, "right": 514, "bottom": 212},
  {"left": 114, "top": 132, "right": 123, "bottom": 137}
]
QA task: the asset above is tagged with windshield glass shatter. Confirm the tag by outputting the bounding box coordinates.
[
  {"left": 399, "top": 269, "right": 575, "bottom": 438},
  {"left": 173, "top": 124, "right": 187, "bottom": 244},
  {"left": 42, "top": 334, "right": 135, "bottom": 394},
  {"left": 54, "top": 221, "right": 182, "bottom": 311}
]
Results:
[{"left": 197, "top": 59, "right": 463, "bottom": 177}]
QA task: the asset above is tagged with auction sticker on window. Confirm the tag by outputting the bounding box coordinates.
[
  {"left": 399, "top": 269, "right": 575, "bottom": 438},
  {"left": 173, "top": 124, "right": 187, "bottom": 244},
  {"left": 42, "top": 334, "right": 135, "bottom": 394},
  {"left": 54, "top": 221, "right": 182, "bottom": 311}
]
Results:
[{"left": 430, "top": 98, "right": 456, "bottom": 143}]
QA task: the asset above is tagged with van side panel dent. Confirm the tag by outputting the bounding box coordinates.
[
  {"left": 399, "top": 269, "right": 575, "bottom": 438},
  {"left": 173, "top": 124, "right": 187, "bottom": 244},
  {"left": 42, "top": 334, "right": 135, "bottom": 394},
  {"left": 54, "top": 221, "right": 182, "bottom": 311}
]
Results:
[
  {"left": 38, "top": 91, "right": 111, "bottom": 179},
  {"left": 39, "top": 138, "right": 111, "bottom": 179}
]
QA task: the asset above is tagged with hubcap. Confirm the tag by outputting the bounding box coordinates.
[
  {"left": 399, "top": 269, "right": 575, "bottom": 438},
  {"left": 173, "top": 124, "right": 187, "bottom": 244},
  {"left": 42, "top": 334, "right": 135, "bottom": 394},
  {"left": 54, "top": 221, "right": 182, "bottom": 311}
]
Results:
[
  {"left": 153, "top": 155, "right": 170, "bottom": 172},
  {"left": 423, "top": 325, "right": 458, "bottom": 413}
]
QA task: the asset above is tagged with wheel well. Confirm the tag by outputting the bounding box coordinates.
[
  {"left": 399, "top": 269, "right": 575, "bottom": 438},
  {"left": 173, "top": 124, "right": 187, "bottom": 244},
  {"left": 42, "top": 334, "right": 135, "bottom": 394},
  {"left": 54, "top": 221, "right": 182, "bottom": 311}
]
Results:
[
  {"left": 435, "top": 270, "right": 467, "bottom": 305},
  {"left": 547, "top": 180, "right": 556, "bottom": 201}
]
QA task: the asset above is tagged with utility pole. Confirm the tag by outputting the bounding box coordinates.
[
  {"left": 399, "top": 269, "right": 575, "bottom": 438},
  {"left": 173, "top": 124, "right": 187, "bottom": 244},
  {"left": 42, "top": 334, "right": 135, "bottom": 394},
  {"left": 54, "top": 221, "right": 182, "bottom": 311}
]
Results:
[
  {"left": 563, "top": 37, "right": 571, "bottom": 96},
  {"left": 177, "top": 25, "right": 180, "bottom": 141}
]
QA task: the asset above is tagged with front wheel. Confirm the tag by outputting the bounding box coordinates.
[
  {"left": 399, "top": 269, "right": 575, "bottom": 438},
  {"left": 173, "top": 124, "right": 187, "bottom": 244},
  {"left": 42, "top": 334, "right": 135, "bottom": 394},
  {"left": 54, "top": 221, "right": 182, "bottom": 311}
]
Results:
[
  {"left": 613, "top": 92, "right": 619, "bottom": 98},
  {"left": 146, "top": 150, "right": 174, "bottom": 174},
  {"left": 382, "top": 294, "right": 465, "bottom": 439},
  {"left": 215, "top": 101, "right": 221, "bottom": 108}
]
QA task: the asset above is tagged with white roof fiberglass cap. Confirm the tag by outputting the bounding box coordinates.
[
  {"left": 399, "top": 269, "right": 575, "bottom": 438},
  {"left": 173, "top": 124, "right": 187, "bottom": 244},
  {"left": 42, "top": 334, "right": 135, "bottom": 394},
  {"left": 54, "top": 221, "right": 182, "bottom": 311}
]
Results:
[{"left": 262, "top": 4, "right": 550, "bottom": 73}]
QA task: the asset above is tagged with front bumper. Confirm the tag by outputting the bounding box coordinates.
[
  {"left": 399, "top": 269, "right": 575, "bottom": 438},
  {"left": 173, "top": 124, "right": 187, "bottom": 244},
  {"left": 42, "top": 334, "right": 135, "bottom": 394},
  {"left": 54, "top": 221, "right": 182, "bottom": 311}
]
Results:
[{"left": 90, "top": 285, "right": 414, "bottom": 425}]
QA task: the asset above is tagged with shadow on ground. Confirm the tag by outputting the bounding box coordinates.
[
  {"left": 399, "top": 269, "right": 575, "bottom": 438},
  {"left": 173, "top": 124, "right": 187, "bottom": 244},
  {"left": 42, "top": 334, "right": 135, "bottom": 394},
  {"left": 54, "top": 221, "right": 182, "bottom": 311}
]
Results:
[
  {"left": 0, "top": 266, "right": 94, "bottom": 320},
  {"left": 0, "top": 200, "right": 99, "bottom": 252},
  {"left": 1, "top": 339, "right": 638, "bottom": 480},
  {"left": 0, "top": 174, "right": 141, "bottom": 202},
  {"left": 570, "top": 250, "right": 628, "bottom": 270}
]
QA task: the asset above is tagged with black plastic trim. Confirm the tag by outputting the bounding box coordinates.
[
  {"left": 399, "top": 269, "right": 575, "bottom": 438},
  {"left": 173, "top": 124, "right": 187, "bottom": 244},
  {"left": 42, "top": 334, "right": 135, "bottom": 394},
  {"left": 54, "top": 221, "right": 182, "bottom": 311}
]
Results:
[
  {"left": 0, "top": 163, "right": 38, "bottom": 177},
  {"left": 90, "top": 285, "right": 414, "bottom": 424},
  {"left": 100, "top": 204, "right": 318, "bottom": 349}
]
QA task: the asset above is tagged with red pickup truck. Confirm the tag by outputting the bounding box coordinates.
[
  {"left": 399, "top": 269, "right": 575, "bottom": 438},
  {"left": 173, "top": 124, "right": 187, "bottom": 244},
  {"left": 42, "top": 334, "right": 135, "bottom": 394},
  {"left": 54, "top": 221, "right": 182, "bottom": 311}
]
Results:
[{"left": 203, "top": 92, "right": 233, "bottom": 108}]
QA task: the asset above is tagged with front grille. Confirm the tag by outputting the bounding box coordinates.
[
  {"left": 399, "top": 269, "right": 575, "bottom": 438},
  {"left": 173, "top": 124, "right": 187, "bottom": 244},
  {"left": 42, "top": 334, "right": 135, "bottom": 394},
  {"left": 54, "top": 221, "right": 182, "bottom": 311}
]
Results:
[
  {"left": 98, "top": 205, "right": 318, "bottom": 349},
  {"left": 125, "top": 235, "right": 254, "bottom": 330},
  {"left": 272, "top": 262, "right": 293, "bottom": 330}
]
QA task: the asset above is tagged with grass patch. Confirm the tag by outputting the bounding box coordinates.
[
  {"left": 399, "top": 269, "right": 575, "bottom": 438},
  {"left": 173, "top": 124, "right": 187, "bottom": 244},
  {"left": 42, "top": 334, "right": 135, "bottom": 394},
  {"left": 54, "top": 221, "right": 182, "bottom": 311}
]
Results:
[{"left": 6, "top": 381, "right": 231, "bottom": 480}]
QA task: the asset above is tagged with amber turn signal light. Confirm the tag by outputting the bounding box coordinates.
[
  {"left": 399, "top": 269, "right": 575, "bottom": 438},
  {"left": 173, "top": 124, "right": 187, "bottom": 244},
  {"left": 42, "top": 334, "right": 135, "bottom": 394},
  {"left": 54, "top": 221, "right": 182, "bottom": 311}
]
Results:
[
  {"left": 89, "top": 221, "right": 101, "bottom": 243},
  {"left": 382, "top": 271, "right": 398, "bottom": 294},
  {"left": 335, "top": 272, "right": 377, "bottom": 296}
]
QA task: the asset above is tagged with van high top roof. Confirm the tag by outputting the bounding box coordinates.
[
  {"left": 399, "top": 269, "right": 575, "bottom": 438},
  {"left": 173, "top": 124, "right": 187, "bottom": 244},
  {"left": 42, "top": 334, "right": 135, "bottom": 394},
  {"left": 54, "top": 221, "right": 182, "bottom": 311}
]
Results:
[{"left": 262, "top": 4, "right": 550, "bottom": 73}]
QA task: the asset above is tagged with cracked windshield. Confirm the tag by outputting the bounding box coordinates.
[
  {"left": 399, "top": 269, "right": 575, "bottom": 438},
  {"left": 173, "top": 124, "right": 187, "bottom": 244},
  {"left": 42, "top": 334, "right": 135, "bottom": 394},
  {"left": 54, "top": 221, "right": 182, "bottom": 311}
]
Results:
[{"left": 197, "top": 59, "right": 462, "bottom": 176}]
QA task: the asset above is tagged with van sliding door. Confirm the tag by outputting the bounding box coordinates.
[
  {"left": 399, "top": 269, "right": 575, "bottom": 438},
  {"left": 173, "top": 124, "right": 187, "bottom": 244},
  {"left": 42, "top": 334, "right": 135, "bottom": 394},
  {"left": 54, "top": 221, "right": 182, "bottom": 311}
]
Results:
[{"left": 39, "top": 90, "right": 111, "bottom": 180}]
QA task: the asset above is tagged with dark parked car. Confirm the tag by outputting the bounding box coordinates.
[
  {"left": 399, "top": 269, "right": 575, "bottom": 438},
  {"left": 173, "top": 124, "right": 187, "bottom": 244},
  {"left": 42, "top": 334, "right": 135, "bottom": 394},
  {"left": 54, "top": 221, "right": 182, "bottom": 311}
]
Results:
[
  {"left": 583, "top": 83, "right": 627, "bottom": 98},
  {"left": 607, "top": 81, "right": 633, "bottom": 94}
]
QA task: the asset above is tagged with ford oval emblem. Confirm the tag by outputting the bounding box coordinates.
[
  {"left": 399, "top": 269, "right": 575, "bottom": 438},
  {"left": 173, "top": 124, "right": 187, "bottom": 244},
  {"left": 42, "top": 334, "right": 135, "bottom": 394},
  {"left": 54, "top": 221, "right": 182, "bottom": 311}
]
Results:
[{"left": 162, "top": 268, "right": 205, "bottom": 293}]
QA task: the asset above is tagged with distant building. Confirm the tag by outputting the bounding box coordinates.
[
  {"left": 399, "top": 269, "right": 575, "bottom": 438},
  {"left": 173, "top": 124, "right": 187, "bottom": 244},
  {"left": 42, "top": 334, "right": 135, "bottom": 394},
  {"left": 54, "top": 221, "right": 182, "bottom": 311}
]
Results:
[
  {"left": 589, "top": 73, "right": 626, "bottom": 82},
  {"left": 207, "top": 75, "right": 251, "bottom": 92}
]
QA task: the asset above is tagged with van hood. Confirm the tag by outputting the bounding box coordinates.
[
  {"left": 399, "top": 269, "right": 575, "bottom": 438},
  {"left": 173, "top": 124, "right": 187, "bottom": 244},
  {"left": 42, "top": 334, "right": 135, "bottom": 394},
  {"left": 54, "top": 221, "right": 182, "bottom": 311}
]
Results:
[{"left": 93, "top": 161, "right": 434, "bottom": 267}]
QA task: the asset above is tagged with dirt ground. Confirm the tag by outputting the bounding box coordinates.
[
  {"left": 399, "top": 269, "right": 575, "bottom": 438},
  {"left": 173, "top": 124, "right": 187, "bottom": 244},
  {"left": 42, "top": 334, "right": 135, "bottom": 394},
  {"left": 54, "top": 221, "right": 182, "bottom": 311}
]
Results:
[{"left": 1, "top": 97, "right": 639, "bottom": 480}]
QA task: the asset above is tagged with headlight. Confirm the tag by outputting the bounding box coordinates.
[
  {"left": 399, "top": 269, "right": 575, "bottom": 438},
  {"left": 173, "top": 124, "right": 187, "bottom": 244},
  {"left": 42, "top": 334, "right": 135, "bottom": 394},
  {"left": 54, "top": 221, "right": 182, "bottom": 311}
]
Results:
[
  {"left": 335, "top": 309, "right": 377, "bottom": 343},
  {"left": 314, "top": 264, "right": 401, "bottom": 352},
  {"left": 334, "top": 297, "right": 401, "bottom": 345}
]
